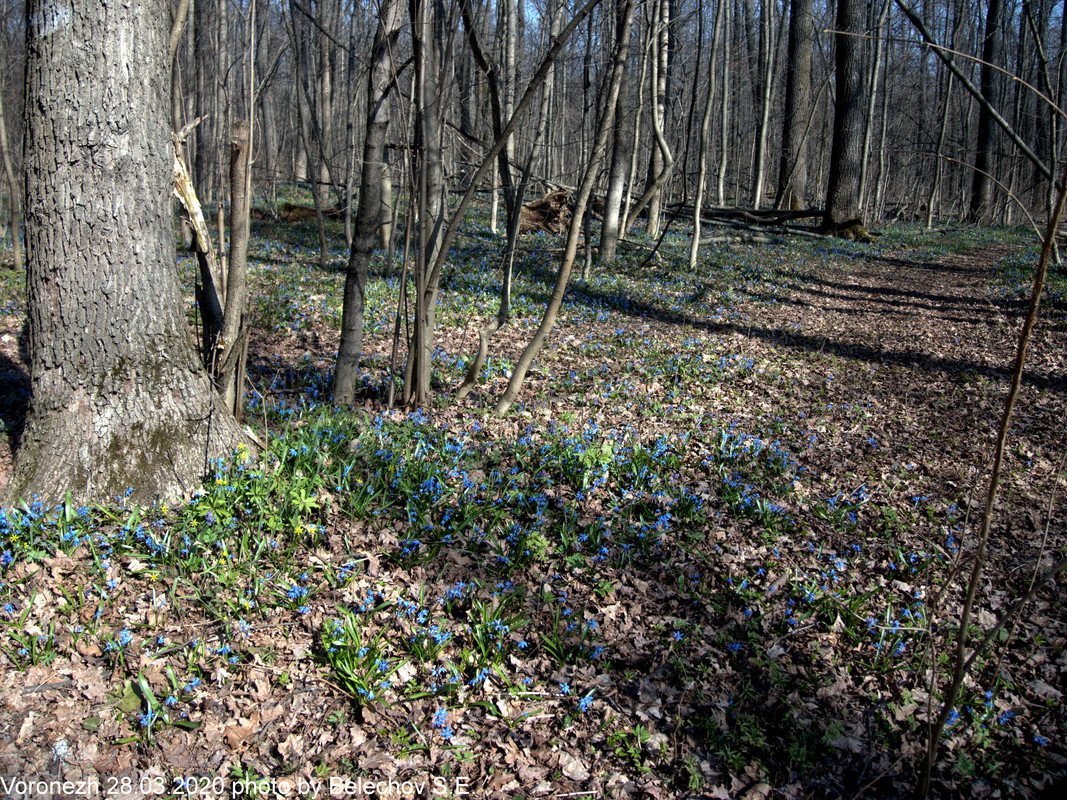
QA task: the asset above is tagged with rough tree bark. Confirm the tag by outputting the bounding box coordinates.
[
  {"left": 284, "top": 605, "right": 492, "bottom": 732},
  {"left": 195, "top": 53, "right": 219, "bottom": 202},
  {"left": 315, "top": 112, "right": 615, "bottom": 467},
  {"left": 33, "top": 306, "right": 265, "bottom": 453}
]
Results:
[
  {"left": 9, "top": 0, "right": 248, "bottom": 505},
  {"left": 821, "top": 0, "right": 870, "bottom": 239},
  {"left": 333, "top": 0, "right": 404, "bottom": 406},
  {"left": 217, "top": 121, "right": 252, "bottom": 415},
  {"left": 775, "top": 0, "right": 813, "bottom": 210},
  {"left": 970, "top": 0, "right": 1004, "bottom": 224}
]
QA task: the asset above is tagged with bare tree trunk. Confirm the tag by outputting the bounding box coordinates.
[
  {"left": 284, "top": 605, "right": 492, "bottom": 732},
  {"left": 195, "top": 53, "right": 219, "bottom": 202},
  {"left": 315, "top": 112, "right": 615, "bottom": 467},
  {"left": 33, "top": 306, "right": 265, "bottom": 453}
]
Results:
[
  {"left": 775, "top": 0, "right": 813, "bottom": 210},
  {"left": 455, "top": 0, "right": 555, "bottom": 400},
  {"left": 218, "top": 122, "right": 252, "bottom": 415},
  {"left": 859, "top": 0, "right": 890, "bottom": 215},
  {"left": 289, "top": 0, "right": 329, "bottom": 269},
  {"left": 257, "top": 0, "right": 278, "bottom": 183},
  {"left": 624, "top": 2, "right": 674, "bottom": 234},
  {"left": 599, "top": 56, "right": 632, "bottom": 264},
  {"left": 193, "top": 0, "right": 211, "bottom": 193},
  {"left": 690, "top": 0, "right": 723, "bottom": 269},
  {"left": 750, "top": 0, "right": 776, "bottom": 208},
  {"left": 333, "top": 0, "right": 404, "bottom": 406},
  {"left": 969, "top": 0, "right": 1004, "bottom": 223},
  {"left": 822, "top": 0, "right": 869, "bottom": 238},
  {"left": 10, "top": 0, "right": 247, "bottom": 505},
  {"left": 0, "top": 44, "right": 22, "bottom": 272},
  {"left": 405, "top": 0, "right": 449, "bottom": 406},
  {"left": 497, "top": 0, "right": 638, "bottom": 414},
  {"left": 643, "top": 0, "right": 670, "bottom": 234},
  {"left": 717, "top": 4, "right": 732, "bottom": 204},
  {"left": 623, "top": 23, "right": 649, "bottom": 233},
  {"left": 381, "top": 146, "right": 395, "bottom": 266},
  {"left": 926, "top": 73, "right": 953, "bottom": 228}
]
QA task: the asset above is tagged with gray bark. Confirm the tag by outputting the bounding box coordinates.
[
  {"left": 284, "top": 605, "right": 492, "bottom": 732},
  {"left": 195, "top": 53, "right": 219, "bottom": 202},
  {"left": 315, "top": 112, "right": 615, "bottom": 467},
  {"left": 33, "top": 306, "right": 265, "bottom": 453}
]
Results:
[
  {"left": 775, "top": 0, "right": 813, "bottom": 209},
  {"left": 970, "top": 0, "right": 1004, "bottom": 223},
  {"left": 599, "top": 20, "right": 633, "bottom": 265},
  {"left": 10, "top": 0, "right": 247, "bottom": 505},
  {"left": 333, "top": 0, "right": 404, "bottom": 406},
  {"left": 0, "top": 40, "right": 22, "bottom": 273},
  {"left": 822, "top": 0, "right": 868, "bottom": 234}
]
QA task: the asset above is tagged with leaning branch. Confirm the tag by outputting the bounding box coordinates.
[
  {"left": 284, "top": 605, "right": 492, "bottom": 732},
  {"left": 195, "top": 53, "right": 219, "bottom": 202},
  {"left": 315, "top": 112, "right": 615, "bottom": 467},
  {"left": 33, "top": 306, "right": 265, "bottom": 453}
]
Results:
[{"left": 426, "top": 0, "right": 605, "bottom": 294}]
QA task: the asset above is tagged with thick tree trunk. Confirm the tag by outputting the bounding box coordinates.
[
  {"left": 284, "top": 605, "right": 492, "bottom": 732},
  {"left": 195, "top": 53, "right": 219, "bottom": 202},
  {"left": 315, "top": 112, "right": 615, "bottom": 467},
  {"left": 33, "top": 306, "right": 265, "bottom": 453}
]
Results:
[
  {"left": 775, "top": 0, "right": 813, "bottom": 210},
  {"left": 822, "top": 0, "right": 869, "bottom": 238},
  {"left": 333, "top": 0, "right": 404, "bottom": 406},
  {"left": 970, "top": 0, "right": 1004, "bottom": 223},
  {"left": 10, "top": 0, "right": 247, "bottom": 506}
]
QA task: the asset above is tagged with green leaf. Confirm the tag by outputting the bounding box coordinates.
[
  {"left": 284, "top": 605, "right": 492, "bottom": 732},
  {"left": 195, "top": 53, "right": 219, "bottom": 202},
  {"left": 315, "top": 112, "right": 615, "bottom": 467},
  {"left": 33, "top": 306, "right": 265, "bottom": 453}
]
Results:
[{"left": 115, "top": 682, "right": 141, "bottom": 714}]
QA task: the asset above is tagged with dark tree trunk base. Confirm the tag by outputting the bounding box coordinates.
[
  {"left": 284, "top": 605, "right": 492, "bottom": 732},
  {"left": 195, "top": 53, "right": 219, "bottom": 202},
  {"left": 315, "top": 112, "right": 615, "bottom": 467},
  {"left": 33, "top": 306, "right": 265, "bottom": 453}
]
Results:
[{"left": 820, "top": 217, "right": 875, "bottom": 242}]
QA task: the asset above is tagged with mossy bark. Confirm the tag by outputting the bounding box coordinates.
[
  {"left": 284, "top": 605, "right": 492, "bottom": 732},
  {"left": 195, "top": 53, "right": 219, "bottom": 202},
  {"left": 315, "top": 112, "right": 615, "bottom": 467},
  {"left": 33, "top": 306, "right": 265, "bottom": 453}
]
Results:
[{"left": 9, "top": 0, "right": 248, "bottom": 506}]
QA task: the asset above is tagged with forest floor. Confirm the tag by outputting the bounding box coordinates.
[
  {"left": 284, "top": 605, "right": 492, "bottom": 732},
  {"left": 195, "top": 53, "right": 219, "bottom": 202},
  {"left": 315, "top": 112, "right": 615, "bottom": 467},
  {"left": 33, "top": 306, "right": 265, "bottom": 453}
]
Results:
[{"left": 0, "top": 215, "right": 1064, "bottom": 800}]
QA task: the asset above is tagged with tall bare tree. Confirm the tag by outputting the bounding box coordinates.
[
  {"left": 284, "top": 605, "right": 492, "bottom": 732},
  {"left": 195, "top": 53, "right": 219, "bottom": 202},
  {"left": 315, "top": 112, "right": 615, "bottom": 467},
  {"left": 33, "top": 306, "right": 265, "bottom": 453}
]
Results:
[
  {"left": 822, "top": 0, "right": 870, "bottom": 238},
  {"left": 497, "top": 0, "right": 639, "bottom": 413},
  {"left": 0, "top": 35, "right": 21, "bottom": 272},
  {"left": 970, "top": 0, "right": 1005, "bottom": 223},
  {"left": 334, "top": 0, "right": 405, "bottom": 406},
  {"left": 775, "top": 0, "right": 813, "bottom": 210}
]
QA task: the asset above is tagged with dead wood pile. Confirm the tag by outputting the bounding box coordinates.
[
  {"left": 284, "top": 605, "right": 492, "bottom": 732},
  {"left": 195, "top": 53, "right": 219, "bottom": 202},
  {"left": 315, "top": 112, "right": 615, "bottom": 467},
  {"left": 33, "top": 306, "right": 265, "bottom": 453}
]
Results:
[
  {"left": 252, "top": 202, "right": 346, "bottom": 222},
  {"left": 519, "top": 190, "right": 570, "bottom": 234}
]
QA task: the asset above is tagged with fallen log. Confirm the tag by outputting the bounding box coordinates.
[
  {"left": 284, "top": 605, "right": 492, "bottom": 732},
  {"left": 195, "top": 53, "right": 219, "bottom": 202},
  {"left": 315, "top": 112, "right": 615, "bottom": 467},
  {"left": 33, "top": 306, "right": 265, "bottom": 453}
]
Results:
[{"left": 678, "top": 204, "right": 825, "bottom": 226}]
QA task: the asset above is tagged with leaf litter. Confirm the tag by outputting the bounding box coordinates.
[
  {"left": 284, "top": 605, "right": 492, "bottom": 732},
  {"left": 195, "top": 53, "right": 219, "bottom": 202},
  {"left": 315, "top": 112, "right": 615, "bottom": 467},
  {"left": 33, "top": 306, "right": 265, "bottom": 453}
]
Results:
[{"left": 0, "top": 224, "right": 1064, "bottom": 799}]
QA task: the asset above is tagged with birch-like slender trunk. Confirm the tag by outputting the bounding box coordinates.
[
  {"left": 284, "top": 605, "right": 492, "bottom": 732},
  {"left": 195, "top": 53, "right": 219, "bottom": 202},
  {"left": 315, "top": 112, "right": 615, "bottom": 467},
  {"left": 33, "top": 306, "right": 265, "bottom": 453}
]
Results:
[{"left": 690, "top": 0, "right": 723, "bottom": 269}]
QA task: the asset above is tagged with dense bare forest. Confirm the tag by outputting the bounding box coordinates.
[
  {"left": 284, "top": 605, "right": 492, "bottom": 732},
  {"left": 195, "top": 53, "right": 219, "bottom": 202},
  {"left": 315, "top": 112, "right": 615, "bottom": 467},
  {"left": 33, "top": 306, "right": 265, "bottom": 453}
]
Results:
[{"left": 4, "top": 0, "right": 1065, "bottom": 256}]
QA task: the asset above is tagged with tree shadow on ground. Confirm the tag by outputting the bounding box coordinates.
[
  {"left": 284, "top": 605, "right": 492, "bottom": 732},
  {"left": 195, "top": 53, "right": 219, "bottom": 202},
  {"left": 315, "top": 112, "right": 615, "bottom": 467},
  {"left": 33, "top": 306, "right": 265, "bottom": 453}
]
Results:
[{"left": 559, "top": 276, "right": 1067, "bottom": 395}]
